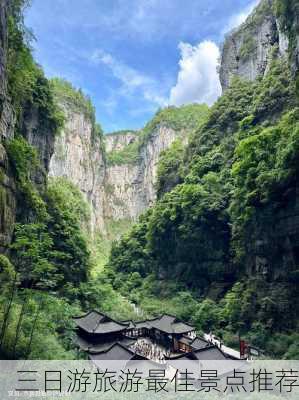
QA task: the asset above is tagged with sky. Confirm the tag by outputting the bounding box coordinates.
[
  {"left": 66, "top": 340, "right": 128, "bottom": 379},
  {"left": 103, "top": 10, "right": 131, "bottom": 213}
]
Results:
[{"left": 25, "top": 0, "right": 259, "bottom": 133}]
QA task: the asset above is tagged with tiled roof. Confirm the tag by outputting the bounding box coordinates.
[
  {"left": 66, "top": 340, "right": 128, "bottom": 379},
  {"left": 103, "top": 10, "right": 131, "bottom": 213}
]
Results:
[
  {"left": 74, "top": 333, "right": 136, "bottom": 353},
  {"left": 89, "top": 343, "right": 144, "bottom": 361},
  {"left": 73, "top": 334, "right": 91, "bottom": 352},
  {"left": 89, "top": 343, "right": 134, "bottom": 361},
  {"left": 122, "top": 314, "right": 195, "bottom": 334},
  {"left": 150, "top": 314, "right": 195, "bottom": 334},
  {"left": 73, "top": 311, "right": 128, "bottom": 334},
  {"left": 192, "top": 347, "right": 227, "bottom": 360},
  {"left": 123, "top": 314, "right": 195, "bottom": 334},
  {"left": 74, "top": 312, "right": 194, "bottom": 337}
]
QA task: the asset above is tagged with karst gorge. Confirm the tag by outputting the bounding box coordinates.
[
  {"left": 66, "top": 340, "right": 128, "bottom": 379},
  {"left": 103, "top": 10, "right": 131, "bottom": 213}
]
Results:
[{"left": 0, "top": 0, "right": 298, "bottom": 360}]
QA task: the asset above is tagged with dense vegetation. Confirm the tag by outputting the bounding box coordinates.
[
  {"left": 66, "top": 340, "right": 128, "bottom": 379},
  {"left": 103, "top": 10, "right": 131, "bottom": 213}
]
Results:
[
  {"left": 156, "top": 138, "right": 185, "bottom": 197},
  {"left": 0, "top": 170, "right": 137, "bottom": 358},
  {"left": 0, "top": 1, "right": 135, "bottom": 359},
  {"left": 106, "top": 104, "right": 209, "bottom": 165},
  {"left": 7, "top": 1, "right": 64, "bottom": 133},
  {"left": 106, "top": 136, "right": 140, "bottom": 165},
  {"left": 1, "top": 0, "right": 299, "bottom": 361},
  {"left": 108, "top": 56, "right": 299, "bottom": 359}
]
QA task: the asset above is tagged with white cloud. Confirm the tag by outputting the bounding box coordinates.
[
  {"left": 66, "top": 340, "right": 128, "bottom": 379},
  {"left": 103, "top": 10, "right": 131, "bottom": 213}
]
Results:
[
  {"left": 91, "top": 49, "right": 167, "bottom": 107},
  {"left": 169, "top": 41, "right": 221, "bottom": 107},
  {"left": 222, "top": 1, "right": 259, "bottom": 35}
]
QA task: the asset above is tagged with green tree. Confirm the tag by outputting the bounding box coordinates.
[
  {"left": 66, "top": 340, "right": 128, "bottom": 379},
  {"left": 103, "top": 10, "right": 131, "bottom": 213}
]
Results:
[{"left": 10, "top": 223, "right": 59, "bottom": 289}]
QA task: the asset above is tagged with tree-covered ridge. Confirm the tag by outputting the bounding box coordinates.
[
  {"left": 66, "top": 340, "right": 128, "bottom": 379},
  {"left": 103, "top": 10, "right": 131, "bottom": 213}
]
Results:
[
  {"left": 108, "top": 57, "right": 299, "bottom": 359},
  {"left": 140, "top": 103, "right": 209, "bottom": 142},
  {"left": 106, "top": 104, "right": 209, "bottom": 166}
]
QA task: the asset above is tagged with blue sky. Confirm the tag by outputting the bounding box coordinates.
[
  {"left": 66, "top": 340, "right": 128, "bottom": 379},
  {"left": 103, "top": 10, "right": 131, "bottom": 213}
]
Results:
[{"left": 25, "top": 0, "right": 258, "bottom": 132}]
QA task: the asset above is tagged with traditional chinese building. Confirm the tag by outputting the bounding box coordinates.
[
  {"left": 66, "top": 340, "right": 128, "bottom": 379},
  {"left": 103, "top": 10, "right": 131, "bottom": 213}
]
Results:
[
  {"left": 88, "top": 343, "right": 146, "bottom": 362},
  {"left": 175, "top": 335, "right": 210, "bottom": 353},
  {"left": 124, "top": 314, "right": 197, "bottom": 351},
  {"left": 73, "top": 310, "right": 238, "bottom": 361},
  {"left": 73, "top": 311, "right": 134, "bottom": 353}
]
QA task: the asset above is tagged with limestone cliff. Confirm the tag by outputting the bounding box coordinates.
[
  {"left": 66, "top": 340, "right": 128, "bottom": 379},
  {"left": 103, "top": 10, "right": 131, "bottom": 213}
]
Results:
[
  {"left": 49, "top": 105, "right": 106, "bottom": 233},
  {"left": 0, "top": 1, "right": 14, "bottom": 251},
  {"left": 0, "top": 2, "right": 56, "bottom": 251},
  {"left": 219, "top": 0, "right": 291, "bottom": 90},
  {"left": 49, "top": 106, "right": 192, "bottom": 236},
  {"left": 104, "top": 125, "right": 183, "bottom": 222},
  {"left": 105, "top": 131, "right": 137, "bottom": 153},
  {"left": 0, "top": 0, "right": 14, "bottom": 140}
]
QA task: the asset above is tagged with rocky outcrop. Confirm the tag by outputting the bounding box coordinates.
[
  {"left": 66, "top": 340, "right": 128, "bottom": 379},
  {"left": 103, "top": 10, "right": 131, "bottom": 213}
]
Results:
[
  {"left": 49, "top": 108, "right": 188, "bottom": 236},
  {"left": 104, "top": 126, "right": 181, "bottom": 222},
  {"left": 49, "top": 106, "right": 106, "bottom": 233},
  {"left": 219, "top": 0, "right": 290, "bottom": 90}
]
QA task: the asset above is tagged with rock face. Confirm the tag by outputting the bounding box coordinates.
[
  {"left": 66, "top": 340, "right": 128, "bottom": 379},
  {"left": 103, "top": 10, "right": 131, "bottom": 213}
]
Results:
[
  {"left": 49, "top": 109, "right": 187, "bottom": 235},
  {"left": 104, "top": 126, "right": 181, "bottom": 222},
  {"left": 219, "top": 0, "right": 289, "bottom": 90},
  {"left": 0, "top": 2, "right": 56, "bottom": 251},
  {"left": 49, "top": 106, "right": 106, "bottom": 233},
  {"left": 245, "top": 184, "right": 299, "bottom": 278},
  {"left": 0, "top": 1, "right": 16, "bottom": 251},
  {"left": 0, "top": 0, "right": 14, "bottom": 140},
  {"left": 105, "top": 131, "right": 137, "bottom": 153}
]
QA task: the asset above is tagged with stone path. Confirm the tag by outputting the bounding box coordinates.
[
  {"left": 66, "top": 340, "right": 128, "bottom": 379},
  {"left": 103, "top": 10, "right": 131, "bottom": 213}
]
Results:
[{"left": 204, "top": 333, "right": 240, "bottom": 359}]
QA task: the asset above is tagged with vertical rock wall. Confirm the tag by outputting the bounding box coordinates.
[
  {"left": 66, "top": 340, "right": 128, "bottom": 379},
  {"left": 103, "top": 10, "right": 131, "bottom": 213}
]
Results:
[
  {"left": 0, "top": 2, "right": 56, "bottom": 251},
  {"left": 48, "top": 107, "right": 188, "bottom": 236},
  {"left": 219, "top": 0, "right": 290, "bottom": 91},
  {"left": 49, "top": 106, "right": 106, "bottom": 233},
  {"left": 0, "top": 1, "right": 16, "bottom": 251},
  {"left": 104, "top": 126, "right": 181, "bottom": 222}
]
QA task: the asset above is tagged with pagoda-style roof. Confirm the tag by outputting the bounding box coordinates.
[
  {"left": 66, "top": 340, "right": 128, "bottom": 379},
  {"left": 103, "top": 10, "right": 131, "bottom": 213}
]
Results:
[
  {"left": 73, "top": 311, "right": 129, "bottom": 334},
  {"left": 88, "top": 343, "right": 146, "bottom": 361},
  {"left": 89, "top": 337, "right": 137, "bottom": 354},
  {"left": 74, "top": 333, "right": 136, "bottom": 353},
  {"left": 123, "top": 314, "right": 195, "bottom": 335},
  {"left": 150, "top": 314, "right": 195, "bottom": 335},
  {"left": 122, "top": 318, "right": 157, "bottom": 330}
]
